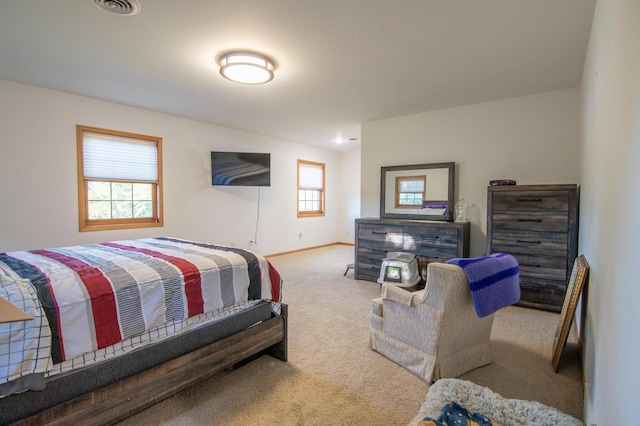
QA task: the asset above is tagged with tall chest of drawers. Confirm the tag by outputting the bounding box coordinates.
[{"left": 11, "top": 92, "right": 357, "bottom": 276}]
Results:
[
  {"left": 486, "top": 184, "right": 578, "bottom": 312},
  {"left": 355, "top": 218, "right": 470, "bottom": 282}
]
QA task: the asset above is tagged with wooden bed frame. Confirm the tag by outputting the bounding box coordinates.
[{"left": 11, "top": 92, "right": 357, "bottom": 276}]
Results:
[{"left": 10, "top": 304, "right": 288, "bottom": 426}]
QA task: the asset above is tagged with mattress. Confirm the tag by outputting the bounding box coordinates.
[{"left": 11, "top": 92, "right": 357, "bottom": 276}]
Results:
[{"left": 0, "top": 237, "right": 282, "bottom": 397}]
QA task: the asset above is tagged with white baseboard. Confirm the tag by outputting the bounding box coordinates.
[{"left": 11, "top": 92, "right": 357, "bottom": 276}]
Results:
[{"left": 584, "top": 382, "right": 598, "bottom": 426}]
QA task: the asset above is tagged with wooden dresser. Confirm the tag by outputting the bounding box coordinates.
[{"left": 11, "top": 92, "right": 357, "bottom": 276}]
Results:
[
  {"left": 486, "top": 184, "right": 578, "bottom": 312},
  {"left": 355, "top": 218, "right": 470, "bottom": 282}
]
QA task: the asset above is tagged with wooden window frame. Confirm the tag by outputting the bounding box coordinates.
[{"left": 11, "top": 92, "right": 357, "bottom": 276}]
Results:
[
  {"left": 395, "top": 175, "right": 426, "bottom": 209},
  {"left": 77, "top": 125, "right": 164, "bottom": 232},
  {"left": 297, "top": 159, "right": 325, "bottom": 218}
]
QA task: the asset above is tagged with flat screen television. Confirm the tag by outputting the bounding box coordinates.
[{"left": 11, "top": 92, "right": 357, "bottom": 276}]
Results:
[{"left": 211, "top": 151, "right": 271, "bottom": 186}]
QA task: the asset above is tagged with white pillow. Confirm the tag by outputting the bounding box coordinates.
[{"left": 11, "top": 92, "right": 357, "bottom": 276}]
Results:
[{"left": 0, "top": 273, "right": 52, "bottom": 386}]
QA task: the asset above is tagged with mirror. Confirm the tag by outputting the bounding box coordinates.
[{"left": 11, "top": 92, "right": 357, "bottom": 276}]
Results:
[{"left": 380, "top": 162, "right": 455, "bottom": 221}]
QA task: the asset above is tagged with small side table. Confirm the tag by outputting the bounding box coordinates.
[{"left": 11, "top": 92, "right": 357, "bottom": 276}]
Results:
[{"left": 344, "top": 263, "right": 355, "bottom": 277}]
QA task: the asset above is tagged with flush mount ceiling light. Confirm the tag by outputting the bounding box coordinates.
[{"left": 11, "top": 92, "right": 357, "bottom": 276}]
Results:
[
  {"left": 218, "top": 52, "right": 275, "bottom": 85},
  {"left": 333, "top": 137, "right": 359, "bottom": 144}
]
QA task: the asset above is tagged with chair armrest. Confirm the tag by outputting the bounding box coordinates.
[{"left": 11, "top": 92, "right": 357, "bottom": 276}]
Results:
[
  {"left": 381, "top": 283, "right": 425, "bottom": 307},
  {"left": 379, "top": 285, "right": 443, "bottom": 355},
  {"left": 370, "top": 297, "right": 383, "bottom": 316}
]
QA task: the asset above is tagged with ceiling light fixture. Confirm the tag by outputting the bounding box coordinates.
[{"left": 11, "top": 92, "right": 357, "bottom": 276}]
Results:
[
  {"left": 333, "top": 137, "right": 359, "bottom": 144},
  {"left": 218, "top": 52, "right": 275, "bottom": 85}
]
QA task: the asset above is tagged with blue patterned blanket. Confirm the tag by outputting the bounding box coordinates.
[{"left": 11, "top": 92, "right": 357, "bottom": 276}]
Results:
[{"left": 445, "top": 253, "right": 520, "bottom": 318}]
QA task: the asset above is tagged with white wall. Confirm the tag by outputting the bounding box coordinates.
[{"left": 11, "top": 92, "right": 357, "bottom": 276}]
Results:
[
  {"left": 0, "top": 80, "right": 344, "bottom": 255},
  {"left": 361, "top": 89, "right": 581, "bottom": 257},
  {"left": 579, "top": 0, "right": 640, "bottom": 424},
  {"left": 336, "top": 146, "right": 361, "bottom": 244}
]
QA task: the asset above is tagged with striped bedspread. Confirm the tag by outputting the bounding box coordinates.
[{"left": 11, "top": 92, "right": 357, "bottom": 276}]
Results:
[{"left": 0, "top": 237, "right": 282, "bottom": 368}]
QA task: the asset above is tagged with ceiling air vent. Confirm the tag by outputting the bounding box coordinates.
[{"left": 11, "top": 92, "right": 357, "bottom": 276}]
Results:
[{"left": 92, "top": 0, "right": 141, "bottom": 16}]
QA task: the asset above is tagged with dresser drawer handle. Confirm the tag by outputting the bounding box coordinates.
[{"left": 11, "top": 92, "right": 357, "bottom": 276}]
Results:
[
  {"left": 514, "top": 218, "right": 542, "bottom": 223},
  {"left": 516, "top": 239, "right": 542, "bottom": 244},
  {"left": 517, "top": 198, "right": 543, "bottom": 202},
  {"left": 371, "top": 231, "right": 387, "bottom": 235}
]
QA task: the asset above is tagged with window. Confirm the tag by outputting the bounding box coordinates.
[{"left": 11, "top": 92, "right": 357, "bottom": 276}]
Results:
[
  {"left": 77, "top": 125, "right": 163, "bottom": 232},
  {"left": 297, "top": 159, "right": 325, "bottom": 217},
  {"left": 395, "top": 175, "right": 426, "bottom": 208}
]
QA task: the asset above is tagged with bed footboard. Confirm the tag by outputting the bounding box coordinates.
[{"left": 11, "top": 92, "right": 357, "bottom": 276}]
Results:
[{"left": 11, "top": 304, "right": 288, "bottom": 426}]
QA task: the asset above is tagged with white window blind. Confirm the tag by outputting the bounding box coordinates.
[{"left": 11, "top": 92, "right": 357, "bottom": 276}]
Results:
[
  {"left": 83, "top": 132, "right": 158, "bottom": 182},
  {"left": 299, "top": 162, "right": 323, "bottom": 189},
  {"left": 399, "top": 179, "right": 424, "bottom": 192}
]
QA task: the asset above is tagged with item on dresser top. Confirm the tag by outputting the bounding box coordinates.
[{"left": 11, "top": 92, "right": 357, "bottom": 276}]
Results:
[
  {"left": 380, "top": 162, "right": 455, "bottom": 222},
  {"left": 489, "top": 179, "right": 517, "bottom": 186},
  {"left": 454, "top": 197, "right": 469, "bottom": 222}
]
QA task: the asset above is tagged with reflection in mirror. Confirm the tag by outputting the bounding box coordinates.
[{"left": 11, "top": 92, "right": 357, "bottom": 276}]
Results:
[
  {"left": 380, "top": 162, "right": 455, "bottom": 221},
  {"left": 385, "top": 232, "right": 403, "bottom": 249}
]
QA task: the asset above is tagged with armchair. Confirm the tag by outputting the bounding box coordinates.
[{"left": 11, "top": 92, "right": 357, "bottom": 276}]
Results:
[{"left": 369, "top": 262, "right": 495, "bottom": 383}]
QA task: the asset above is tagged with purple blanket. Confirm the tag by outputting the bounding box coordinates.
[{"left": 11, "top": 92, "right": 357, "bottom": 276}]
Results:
[{"left": 446, "top": 253, "right": 520, "bottom": 318}]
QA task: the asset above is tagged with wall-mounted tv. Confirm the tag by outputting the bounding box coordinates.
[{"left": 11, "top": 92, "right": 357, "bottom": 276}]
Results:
[{"left": 211, "top": 151, "right": 271, "bottom": 186}]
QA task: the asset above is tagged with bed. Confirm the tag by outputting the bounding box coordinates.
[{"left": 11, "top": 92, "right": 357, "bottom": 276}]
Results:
[{"left": 0, "top": 237, "right": 287, "bottom": 425}]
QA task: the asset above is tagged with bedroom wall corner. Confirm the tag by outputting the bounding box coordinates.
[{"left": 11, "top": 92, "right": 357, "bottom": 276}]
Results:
[
  {"left": 360, "top": 89, "right": 581, "bottom": 257},
  {"left": 578, "top": 0, "right": 640, "bottom": 424},
  {"left": 0, "top": 80, "right": 343, "bottom": 255},
  {"left": 336, "top": 147, "right": 361, "bottom": 245}
]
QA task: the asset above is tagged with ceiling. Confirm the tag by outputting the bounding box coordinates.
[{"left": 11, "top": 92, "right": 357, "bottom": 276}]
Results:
[{"left": 0, "top": 0, "right": 595, "bottom": 151}]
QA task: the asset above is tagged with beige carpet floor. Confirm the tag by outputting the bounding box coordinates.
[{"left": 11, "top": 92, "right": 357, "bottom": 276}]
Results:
[{"left": 118, "top": 244, "right": 583, "bottom": 425}]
